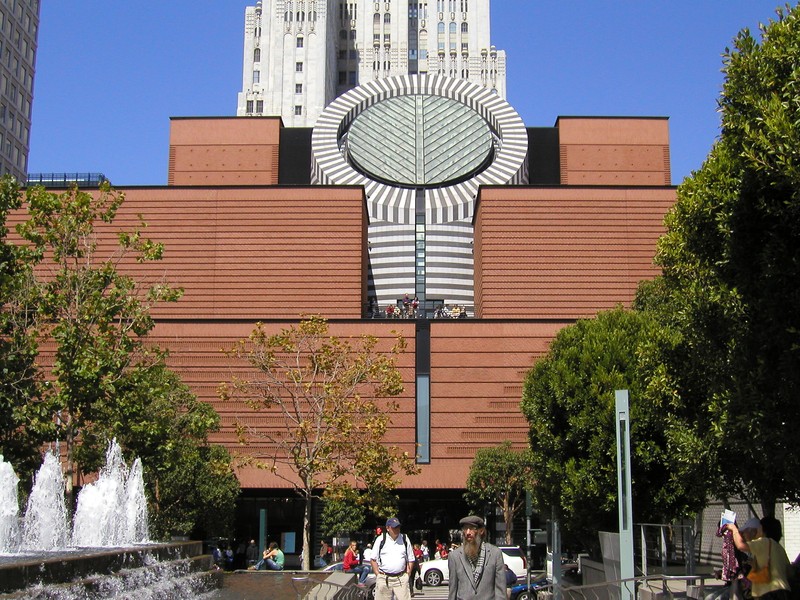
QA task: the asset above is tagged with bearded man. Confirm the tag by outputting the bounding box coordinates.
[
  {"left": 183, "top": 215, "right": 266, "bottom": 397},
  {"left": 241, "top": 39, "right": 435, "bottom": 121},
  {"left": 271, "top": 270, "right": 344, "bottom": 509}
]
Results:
[{"left": 448, "top": 515, "right": 506, "bottom": 600}]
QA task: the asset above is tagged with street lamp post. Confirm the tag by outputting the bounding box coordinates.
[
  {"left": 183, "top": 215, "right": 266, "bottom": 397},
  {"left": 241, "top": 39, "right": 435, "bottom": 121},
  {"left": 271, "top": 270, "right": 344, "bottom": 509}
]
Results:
[{"left": 615, "top": 390, "right": 635, "bottom": 600}]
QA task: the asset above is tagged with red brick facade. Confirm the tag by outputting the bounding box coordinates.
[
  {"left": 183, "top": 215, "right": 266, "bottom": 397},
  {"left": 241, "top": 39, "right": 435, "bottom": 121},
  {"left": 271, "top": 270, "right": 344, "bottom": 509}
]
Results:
[{"left": 17, "top": 116, "right": 676, "bottom": 494}]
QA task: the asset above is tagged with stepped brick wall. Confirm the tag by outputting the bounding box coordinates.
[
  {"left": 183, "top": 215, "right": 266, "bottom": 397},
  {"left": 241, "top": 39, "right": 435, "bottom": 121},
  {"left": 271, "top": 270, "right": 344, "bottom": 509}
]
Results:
[{"left": 474, "top": 186, "right": 675, "bottom": 319}]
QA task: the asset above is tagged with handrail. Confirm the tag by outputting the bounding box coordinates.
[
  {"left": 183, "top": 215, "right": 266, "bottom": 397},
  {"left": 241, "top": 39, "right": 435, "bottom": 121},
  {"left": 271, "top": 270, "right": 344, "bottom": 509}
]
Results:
[
  {"left": 289, "top": 572, "right": 371, "bottom": 599},
  {"left": 536, "top": 573, "right": 719, "bottom": 600},
  {"left": 25, "top": 173, "right": 108, "bottom": 187}
]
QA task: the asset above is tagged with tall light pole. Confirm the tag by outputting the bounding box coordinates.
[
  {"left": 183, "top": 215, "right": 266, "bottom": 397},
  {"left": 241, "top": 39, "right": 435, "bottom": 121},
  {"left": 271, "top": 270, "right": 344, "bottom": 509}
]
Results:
[{"left": 615, "top": 390, "right": 635, "bottom": 600}]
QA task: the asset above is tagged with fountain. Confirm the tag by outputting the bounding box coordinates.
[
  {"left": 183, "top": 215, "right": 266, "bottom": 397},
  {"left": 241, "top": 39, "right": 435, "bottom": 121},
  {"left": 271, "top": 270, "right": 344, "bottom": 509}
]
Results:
[
  {"left": 123, "top": 457, "right": 149, "bottom": 544},
  {"left": 0, "top": 441, "right": 218, "bottom": 597},
  {"left": 20, "top": 449, "right": 70, "bottom": 552},
  {"left": 2, "top": 440, "right": 147, "bottom": 553},
  {"left": 0, "top": 455, "right": 20, "bottom": 554},
  {"left": 72, "top": 440, "right": 149, "bottom": 547}
]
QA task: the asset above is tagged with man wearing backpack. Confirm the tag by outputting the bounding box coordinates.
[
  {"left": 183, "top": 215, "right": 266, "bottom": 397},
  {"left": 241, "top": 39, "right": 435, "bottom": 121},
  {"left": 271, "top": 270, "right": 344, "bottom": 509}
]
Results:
[{"left": 371, "top": 517, "right": 415, "bottom": 600}]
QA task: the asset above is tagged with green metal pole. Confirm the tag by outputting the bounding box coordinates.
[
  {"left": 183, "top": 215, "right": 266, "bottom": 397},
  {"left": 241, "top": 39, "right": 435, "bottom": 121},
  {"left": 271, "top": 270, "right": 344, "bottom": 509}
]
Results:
[{"left": 259, "top": 508, "right": 267, "bottom": 556}]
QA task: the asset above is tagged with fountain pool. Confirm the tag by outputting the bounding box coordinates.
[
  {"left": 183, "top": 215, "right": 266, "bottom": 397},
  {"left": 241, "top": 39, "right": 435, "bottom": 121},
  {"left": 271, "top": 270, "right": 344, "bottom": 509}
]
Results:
[{"left": 0, "top": 442, "right": 218, "bottom": 597}]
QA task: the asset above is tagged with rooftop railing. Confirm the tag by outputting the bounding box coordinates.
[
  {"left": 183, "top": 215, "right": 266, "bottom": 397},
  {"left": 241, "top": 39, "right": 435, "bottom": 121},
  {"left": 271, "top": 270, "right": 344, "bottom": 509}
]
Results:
[{"left": 25, "top": 172, "right": 108, "bottom": 187}]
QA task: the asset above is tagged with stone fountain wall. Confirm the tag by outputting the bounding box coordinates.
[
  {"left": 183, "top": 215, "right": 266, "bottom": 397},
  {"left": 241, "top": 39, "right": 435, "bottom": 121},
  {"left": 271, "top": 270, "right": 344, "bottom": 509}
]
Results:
[{"left": 0, "top": 541, "right": 216, "bottom": 595}]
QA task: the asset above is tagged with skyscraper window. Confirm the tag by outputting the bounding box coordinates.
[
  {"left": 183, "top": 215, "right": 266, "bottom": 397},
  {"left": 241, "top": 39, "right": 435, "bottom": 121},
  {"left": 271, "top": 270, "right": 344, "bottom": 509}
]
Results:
[
  {"left": 2, "top": 0, "right": 38, "bottom": 181},
  {"left": 236, "top": 0, "right": 506, "bottom": 127}
]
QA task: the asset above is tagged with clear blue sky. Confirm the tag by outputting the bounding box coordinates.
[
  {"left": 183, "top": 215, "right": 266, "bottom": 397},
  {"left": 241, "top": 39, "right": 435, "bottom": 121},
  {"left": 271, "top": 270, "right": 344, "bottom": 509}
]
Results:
[{"left": 28, "top": 1, "right": 786, "bottom": 186}]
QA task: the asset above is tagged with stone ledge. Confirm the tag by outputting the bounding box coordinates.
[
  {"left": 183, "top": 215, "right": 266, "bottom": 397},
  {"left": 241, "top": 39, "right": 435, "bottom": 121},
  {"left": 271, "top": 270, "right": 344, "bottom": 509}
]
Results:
[{"left": 0, "top": 541, "right": 204, "bottom": 594}]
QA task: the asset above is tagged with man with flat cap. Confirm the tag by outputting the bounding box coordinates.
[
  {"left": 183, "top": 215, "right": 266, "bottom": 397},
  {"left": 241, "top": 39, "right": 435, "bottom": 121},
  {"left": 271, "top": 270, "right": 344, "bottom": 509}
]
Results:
[
  {"left": 371, "top": 517, "right": 415, "bottom": 600},
  {"left": 448, "top": 515, "right": 506, "bottom": 600}
]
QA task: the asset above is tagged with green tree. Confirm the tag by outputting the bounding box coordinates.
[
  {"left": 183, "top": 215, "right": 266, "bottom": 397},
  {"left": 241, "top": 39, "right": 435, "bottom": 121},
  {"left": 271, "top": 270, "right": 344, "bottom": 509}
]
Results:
[
  {"left": 464, "top": 441, "right": 535, "bottom": 545},
  {"left": 0, "top": 176, "right": 52, "bottom": 482},
  {"left": 319, "top": 485, "right": 367, "bottom": 538},
  {"left": 15, "top": 183, "right": 183, "bottom": 505},
  {"left": 653, "top": 5, "right": 800, "bottom": 517},
  {"left": 521, "top": 308, "right": 706, "bottom": 551},
  {"left": 222, "top": 315, "right": 419, "bottom": 569},
  {"left": 319, "top": 479, "right": 403, "bottom": 538},
  {"left": 78, "top": 362, "right": 240, "bottom": 540},
  {"left": 149, "top": 443, "right": 240, "bottom": 540}
]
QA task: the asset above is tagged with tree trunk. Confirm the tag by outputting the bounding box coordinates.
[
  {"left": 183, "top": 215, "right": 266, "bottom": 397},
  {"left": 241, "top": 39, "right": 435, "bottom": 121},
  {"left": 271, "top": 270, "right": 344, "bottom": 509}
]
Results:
[
  {"left": 302, "top": 493, "right": 312, "bottom": 570},
  {"left": 65, "top": 420, "right": 74, "bottom": 511},
  {"left": 760, "top": 497, "right": 776, "bottom": 520},
  {"left": 503, "top": 495, "right": 513, "bottom": 544}
]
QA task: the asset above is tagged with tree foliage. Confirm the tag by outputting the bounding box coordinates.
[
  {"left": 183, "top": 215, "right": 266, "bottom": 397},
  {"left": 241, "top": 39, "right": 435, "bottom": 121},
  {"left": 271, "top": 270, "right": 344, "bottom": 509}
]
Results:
[
  {"left": 0, "top": 176, "right": 51, "bottom": 482},
  {"left": 652, "top": 4, "right": 800, "bottom": 516},
  {"left": 464, "top": 441, "right": 535, "bottom": 544},
  {"left": 1, "top": 181, "right": 238, "bottom": 538},
  {"left": 222, "top": 315, "right": 419, "bottom": 568},
  {"left": 319, "top": 484, "right": 367, "bottom": 538},
  {"left": 521, "top": 308, "right": 707, "bottom": 550},
  {"left": 78, "top": 362, "right": 240, "bottom": 539},
  {"left": 13, "top": 182, "right": 183, "bottom": 503}
]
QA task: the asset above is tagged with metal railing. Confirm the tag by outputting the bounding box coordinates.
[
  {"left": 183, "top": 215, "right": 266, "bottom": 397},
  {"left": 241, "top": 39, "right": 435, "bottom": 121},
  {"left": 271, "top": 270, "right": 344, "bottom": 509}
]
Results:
[
  {"left": 636, "top": 523, "right": 697, "bottom": 577},
  {"left": 366, "top": 300, "right": 474, "bottom": 320},
  {"left": 536, "top": 573, "right": 721, "bottom": 600},
  {"left": 25, "top": 172, "right": 108, "bottom": 187},
  {"left": 289, "top": 573, "right": 371, "bottom": 599}
]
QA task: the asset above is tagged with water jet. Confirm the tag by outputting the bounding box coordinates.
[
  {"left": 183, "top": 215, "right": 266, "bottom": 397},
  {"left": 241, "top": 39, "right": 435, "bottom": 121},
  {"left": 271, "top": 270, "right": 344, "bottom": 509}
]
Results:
[{"left": 0, "top": 441, "right": 218, "bottom": 597}]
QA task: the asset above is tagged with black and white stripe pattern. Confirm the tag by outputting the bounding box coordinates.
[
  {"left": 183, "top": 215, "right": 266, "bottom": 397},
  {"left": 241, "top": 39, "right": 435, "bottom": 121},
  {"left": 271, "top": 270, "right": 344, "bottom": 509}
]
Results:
[
  {"left": 366, "top": 220, "right": 475, "bottom": 311},
  {"left": 312, "top": 74, "right": 528, "bottom": 311},
  {"left": 312, "top": 74, "right": 528, "bottom": 225}
]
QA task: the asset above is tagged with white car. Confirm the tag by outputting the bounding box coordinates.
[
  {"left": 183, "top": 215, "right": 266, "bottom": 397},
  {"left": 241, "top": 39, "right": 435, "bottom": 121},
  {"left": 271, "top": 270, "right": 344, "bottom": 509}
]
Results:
[{"left": 419, "top": 546, "right": 527, "bottom": 587}]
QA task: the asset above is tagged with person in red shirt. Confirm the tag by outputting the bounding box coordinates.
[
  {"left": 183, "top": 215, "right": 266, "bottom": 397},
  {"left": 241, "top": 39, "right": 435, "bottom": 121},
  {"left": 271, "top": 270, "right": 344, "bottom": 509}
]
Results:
[
  {"left": 436, "top": 539, "right": 449, "bottom": 560},
  {"left": 344, "top": 540, "right": 370, "bottom": 586},
  {"left": 413, "top": 543, "right": 423, "bottom": 564},
  {"left": 410, "top": 543, "right": 424, "bottom": 591}
]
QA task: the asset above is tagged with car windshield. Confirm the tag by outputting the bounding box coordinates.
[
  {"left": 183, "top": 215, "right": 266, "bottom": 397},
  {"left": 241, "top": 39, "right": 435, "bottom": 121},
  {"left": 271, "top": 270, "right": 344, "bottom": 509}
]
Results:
[{"left": 501, "top": 548, "right": 522, "bottom": 557}]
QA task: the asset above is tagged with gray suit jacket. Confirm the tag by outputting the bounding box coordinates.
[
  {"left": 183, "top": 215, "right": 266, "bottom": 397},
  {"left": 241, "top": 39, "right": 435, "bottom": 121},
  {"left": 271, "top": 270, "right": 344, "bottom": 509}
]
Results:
[{"left": 447, "top": 543, "right": 506, "bottom": 600}]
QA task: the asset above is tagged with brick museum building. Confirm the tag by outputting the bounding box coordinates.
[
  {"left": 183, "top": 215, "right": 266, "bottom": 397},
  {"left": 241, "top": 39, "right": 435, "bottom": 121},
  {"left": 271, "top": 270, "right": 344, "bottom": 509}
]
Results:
[{"left": 28, "top": 1, "right": 680, "bottom": 551}]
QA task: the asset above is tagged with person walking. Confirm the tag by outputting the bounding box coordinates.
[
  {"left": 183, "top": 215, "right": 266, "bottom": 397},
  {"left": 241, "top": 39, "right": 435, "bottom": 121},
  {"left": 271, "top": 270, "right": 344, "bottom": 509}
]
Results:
[
  {"left": 371, "top": 517, "right": 415, "bottom": 600},
  {"left": 411, "top": 543, "right": 424, "bottom": 594},
  {"left": 447, "top": 515, "right": 506, "bottom": 600}
]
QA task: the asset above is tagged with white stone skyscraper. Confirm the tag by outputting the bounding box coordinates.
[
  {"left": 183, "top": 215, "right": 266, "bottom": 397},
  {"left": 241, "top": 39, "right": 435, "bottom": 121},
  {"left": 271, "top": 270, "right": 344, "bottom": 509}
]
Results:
[
  {"left": 236, "top": 0, "right": 516, "bottom": 317},
  {"left": 237, "top": 0, "right": 506, "bottom": 127}
]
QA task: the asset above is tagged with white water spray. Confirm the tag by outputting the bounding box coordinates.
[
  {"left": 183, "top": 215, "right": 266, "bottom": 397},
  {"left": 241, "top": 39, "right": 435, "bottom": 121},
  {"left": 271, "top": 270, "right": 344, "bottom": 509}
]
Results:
[
  {"left": 1, "top": 439, "right": 149, "bottom": 553},
  {"left": 20, "top": 450, "right": 70, "bottom": 551},
  {"left": 0, "top": 455, "right": 20, "bottom": 553},
  {"left": 123, "top": 458, "right": 149, "bottom": 543},
  {"left": 72, "top": 439, "right": 149, "bottom": 547}
]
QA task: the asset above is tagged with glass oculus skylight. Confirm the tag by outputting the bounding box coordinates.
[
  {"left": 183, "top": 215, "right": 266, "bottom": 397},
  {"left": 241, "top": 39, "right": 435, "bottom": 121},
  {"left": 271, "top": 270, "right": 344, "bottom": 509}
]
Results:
[{"left": 346, "top": 94, "right": 493, "bottom": 187}]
